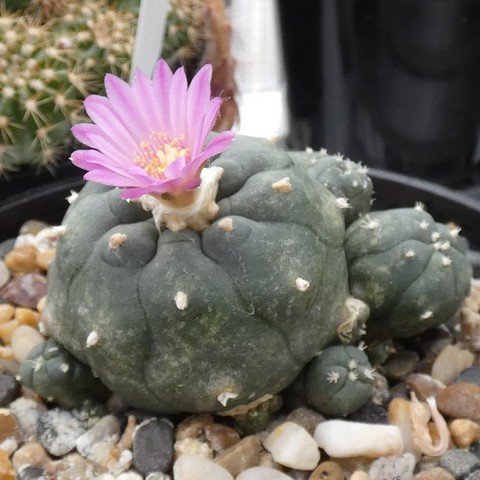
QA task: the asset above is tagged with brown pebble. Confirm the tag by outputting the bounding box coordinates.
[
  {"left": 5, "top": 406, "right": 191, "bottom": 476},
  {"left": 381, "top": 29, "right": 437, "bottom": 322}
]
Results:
[
  {"left": 215, "top": 435, "right": 262, "bottom": 476},
  {"left": 175, "top": 414, "right": 213, "bottom": 440},
  {"left": 309, "top": 461, "right": 343, "bottom": 480},
  {"left": 407, "top": 373, "right": 445, "bottom": 401},
  {"left": 204, "top": 423, "right": 240, "bottom": 452},
  {"left": 36, "top": 248, "right": 56, "bottom": 271},
  {"left": 14, "top": 308, "right": 39, "bottom": 327},
  {"left": 437, "top": 382, "right": 480, "bottom": 420},
  {"left": 0, "top": 304, "right": 14, "bottom": 324},
  {"left": 349, "top": 472, "right": 369, "bottom": 480},
  {"left": 0, "top": 320, "right": 20, "bottom": 345},
  {"left": 0, "top": 450, "right": 15, "bottom": 480},
  {"left": 0, "top": 273, "right": 47, "bottom": 309},
  {"left": 12, "top": 442, "right": 49, "bottom": 470},
  {"left": 20, "top": 220, "right": 49, "bottom": 236},
  {"left": 431, "top": 345, "right": 474, "bottom": 385},
  {"left": 449, "top": 418, "right": 480, "bottom": 448},
  {"left": 0, "top": 346, "right": 14, "bottom": 360},
  {"left": 4, "top": 245, "right": 38, "bottom": 276},
  {"left": 0, "top": 409, "right": 21, "bottom": 443},
  {"left": 382, "top": 350, "right": 420, "bottom": 382},
  {"left": 413, "top": 467, "right": 455, "bottom": 480}
]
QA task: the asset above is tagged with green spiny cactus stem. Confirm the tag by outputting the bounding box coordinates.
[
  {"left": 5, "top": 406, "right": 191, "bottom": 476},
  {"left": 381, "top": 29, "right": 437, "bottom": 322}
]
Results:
[
  {"left": 19, "top": 339, "right": 110, "bottom": 409},
  {"left": 305, "top": 345, "right": 375, "bottom": 417},
  {"left": 0, "top": 1, "right": 135, "bottom": 174},
  {"left": 290, "top": 148, "right": 374, "bottom": 225},
  {"left": 345, "top": 207, "right": 473, "bottom": 340},
  {"left": 44, "top": 135, "right": 352, "bottom": 413}
]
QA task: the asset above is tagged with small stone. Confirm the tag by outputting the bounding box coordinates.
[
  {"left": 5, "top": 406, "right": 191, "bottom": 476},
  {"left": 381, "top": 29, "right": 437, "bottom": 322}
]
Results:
[
  {"left": 286, "top": 408, "right": 325, "bottom": 435},
  {"left": 0, "top": 436, "right": 18, "bottom": 456},
  {"left": 0, "top": 320, "right": 19, "bottom": 344},
  {"left": 175, "top": 414, "right": 213, "bottom": 441},
  {"left": 116, "top": 472, "right": 143, "bottom": 480},
  {"left": 431, "top": 345, "right": 475, "bottom": 385},
  {"left": 36, "top": 248, "right": 55, "bottom": 270},
  {"left": 0, "top": 239, "right": 15, "bottom": 260},
  {"left": 0, "top": 408, "right": 21, "bottom": 443},
  {"left": 382, "top": 350, "right": 420, "bottom": 382},
  {"left": 9, "top": 397, "right": 47, "bottom": 440},
  {"left": 0, "top": 374, "right": 21, "bottom": 406},
  {"left": 438, "top": 449, "right": 480, "bottom": 478},
  {"left": 15, "top": 308, "right": 39, "bottom": 327},
  {"left": 264, "top": 422, "right": 320, "bottom": 470},
  {"left": 407, "top": 374, "right": 445, "bottom": 401},
  {"left": 454, "top": 366, "right": 480, "bottom": 387},
  {"left": 237, "top": 466, "right": 291, "bottom": 480},
  {"left": 467, "top": 471, "right": 480, "bottom": 480},
  {"left": 76, "top": 414, "right": 120, "bottom": 462},
  {"left": 43, "top": 452, "right": 104, "bottom": 479},
  {"left": 388, "top": 398, "right": 421, "bottom": 459},
  {"left": 450, "top": 419, "right": 480, "bottom": 448},
  {"left": 175, "top": 437, "right": 213, "bottom": 459},
  {"left": 11, "top": 325, "right": 44, "bottom": 363},
  {"left": 173, "top": 454, "right": 233, "bottom": 480},
  {"left": 437, "top": 383, "right": 480, "bottom": 420},
  {"left": 12, "top": 442, "right": 48, "bottom": 470},
  {"left": 0, "top": 450, "right": 15, "bottom": 480},
  {"left": 0, "top": 304, "right": 14, "bottom": 324},
  {"left": 0, "top": 261, "right": 10, "bottom": 289},
  {"left": 146, "top": 473, "right": 171, "bottom": 480},
  {"left": 347, "top": 402, "right": 388, "bottom": 424},
  {"left": 413, "top": 468, "right": 455, "bottom": 480},
  {"left": 37, "top": 408, "right": 85, "bottom": 456},
  {"left": 309, "top": 461, "right": 343, "bottom": 480},
  {"left": 17, "top": 465, "right": 45, "bottom": 480},
  {"left": 203, "top": 424, "right": 239, "bottom": 452},
  {"left": 215, "top": 435, "right": 262, "bottom": 477},
  {"left": 314, "top": 421, "right": 403, "bottom": 458},
  {"left": 4, "top": 245, "right": 38, "bottom": 276},
  {"left": 368, "top": 453, "right": 415, "bottom": 480},
  {"left": 133, "top": 418, "right": 173, "bottom": 475},
  {"left": 0, "top": 274, "right": 47, "bottom": 309},
  {"left": 349, "top": 473, "right": 369, "bottom": 480},
  {"left": 20, "top": 220, "right": 49, "bottom": 236}
]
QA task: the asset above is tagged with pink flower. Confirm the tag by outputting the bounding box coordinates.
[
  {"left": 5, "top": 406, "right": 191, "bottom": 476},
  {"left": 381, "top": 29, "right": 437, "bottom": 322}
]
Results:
[{"left": 70, "top": 60, "right": 235, "bottom": 200}]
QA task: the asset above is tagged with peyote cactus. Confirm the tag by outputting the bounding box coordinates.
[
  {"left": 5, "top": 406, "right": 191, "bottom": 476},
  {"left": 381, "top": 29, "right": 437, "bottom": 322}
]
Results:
[
  {"left": 303, "top": 345, "right": 374, "bottom": 416},
  {"left": 290, "top": 149, "right": 373, "bottom": 225},
  {"left": 0, "top": 1, "right": 135, "bottom": 174},
  {"left": 345, "top": 208, "right": 473, "bottom": 340},
  {"left": 19, "top": 339, "right": 110, "bottom": 409},
  {"left": 44, "top": 135, "right": 353, "bottom": 413}
]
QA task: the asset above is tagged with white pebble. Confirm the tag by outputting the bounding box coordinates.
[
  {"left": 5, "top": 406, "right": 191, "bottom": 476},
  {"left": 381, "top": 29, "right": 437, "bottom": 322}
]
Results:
[
  {"left": 11, "top": 326, "right": 44, "bottom": 363},
  {"left": 174, "top": 454, "right": 233, "bottom": 480},
  {"left": 0, "top": 260, "right": 10, "bottom": 289},
  {"left": 314, "top": 420, "right": 404, "bottom": 458},
  {"left": 237, "top": 466, "right": 292, "bottom": 480},
  {"left": 75, "top": 414, "right": 120, "bottom": 461},
  {"left": 263, "top": 422, "right": 320, "bottom": 470},
  {"left": 116, "top": 473, "right": 143, "bottom": 480}
]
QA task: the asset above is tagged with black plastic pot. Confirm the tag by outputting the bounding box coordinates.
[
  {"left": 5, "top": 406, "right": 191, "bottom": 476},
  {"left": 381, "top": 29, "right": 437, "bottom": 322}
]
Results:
[{"left": 1, "top": 168, "right": 480, "bottom": 270}]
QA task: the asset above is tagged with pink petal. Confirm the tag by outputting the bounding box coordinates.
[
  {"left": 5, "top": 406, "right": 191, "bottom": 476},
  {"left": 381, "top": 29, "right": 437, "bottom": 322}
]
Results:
[
  {"left": 104, "top": 75, "right": 149, "bottom": 141},
  {"left": 163, "top": 155, "right": 187, "bottom": 178},
  {"left": 120, "top": 178, "right": 178, "bottom": 199},
  {"left": 187, "top": 64, "right": 212, "bottom": 154},
  {"left": 169, "top": 67, "right": 188, "bottom": 137},
  {"left": 198, "top": 97, "right": 223, "bottom": 146},
  {"left": 131, "top": 68, "right": 163, "bottom": 133},
  {"left": 152, "top": 59, "right": 173, "bottom": 136}
]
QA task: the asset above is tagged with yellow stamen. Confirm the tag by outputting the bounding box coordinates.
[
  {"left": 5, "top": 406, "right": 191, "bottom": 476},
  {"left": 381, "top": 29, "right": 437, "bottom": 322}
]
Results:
[{"left": 134, "top": 132, "right": 188, "bottom": 179}]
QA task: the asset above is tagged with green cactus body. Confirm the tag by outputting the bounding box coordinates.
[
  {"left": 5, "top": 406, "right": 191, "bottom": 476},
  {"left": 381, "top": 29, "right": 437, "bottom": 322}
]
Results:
[
  {"left": 44, "top": 135, "right": 350, "bottom": 414},
  {"left": 304, "top": 345, "right": 374, "bottom": 417},
  {"left": 19, "top": 339, "right": 110, "bottom": 409},
  {"left": 233, "top": 396, "right": 283, "bottom": 435},
  {"left": 345, "top": 208, "right": 472, "bottom": 340},
  {"left": 0, "top": 2, "right": 135, "bottom": 174},
  {"left": 289, "top": 149, "right": 373, "bottom": 225}
]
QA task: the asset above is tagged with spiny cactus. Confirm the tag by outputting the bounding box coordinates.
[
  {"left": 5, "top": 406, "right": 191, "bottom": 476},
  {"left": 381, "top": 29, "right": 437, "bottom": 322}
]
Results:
[
  {"left": 20, "top": 339, "right": 110, "bottom": 409},
  {"left": 290, "top": 148, "right": 374, "bottom": 225},
  {"left": 0, "top": 1, "right": 135, "bottom": 174},
  {"left": 304, "top": 345, "right": 375, "bottom": 416},
  {"left": 345, "top": 207, "right": 473, "bottom": 340}
]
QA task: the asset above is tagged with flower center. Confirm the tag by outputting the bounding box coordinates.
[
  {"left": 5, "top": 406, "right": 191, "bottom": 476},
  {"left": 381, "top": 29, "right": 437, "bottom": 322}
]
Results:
[{"left": 134, "top": 132, "right": 188, "bottom": 179}]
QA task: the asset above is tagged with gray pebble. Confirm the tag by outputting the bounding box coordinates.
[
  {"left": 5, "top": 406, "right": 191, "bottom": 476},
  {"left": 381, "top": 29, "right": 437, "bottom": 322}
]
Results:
[
  {"left": 347, "top": 401, "right": 388, "bottom": 424},
  {"left": 439, "top": 449, "right": 480, "bottom": 478},
  {"left": 17, "top": 465, "right": 45, "bottom": 480},
  {"left": 37, "top": 408, "right": 85, "bottom": 456},
  {"left": 0, "top": 238, "right": 15, "bottom": 259},
  {"left": 9, "top": 397, "right": 47, "bottom": 440},
  {"left": 133, "top": 418, "right": 173, "bottom": 475},
  {"left": 76, "top": 414, "right": 121, "bottom": 460},
  {"left": 455, "top": 367, "right": 480, "bottom": 387},
  {"left": 369, "top": 453, "right": 415, "bottom": 480},
  {"left": 0, "top": 373, "right": 21, "bottom": 406},
  {"left": 467, "top": 472, "right": 480, "bottom": 480},
  {"left": 146, "top": 474, "right": 172, "bottom": 480}
]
